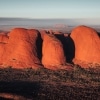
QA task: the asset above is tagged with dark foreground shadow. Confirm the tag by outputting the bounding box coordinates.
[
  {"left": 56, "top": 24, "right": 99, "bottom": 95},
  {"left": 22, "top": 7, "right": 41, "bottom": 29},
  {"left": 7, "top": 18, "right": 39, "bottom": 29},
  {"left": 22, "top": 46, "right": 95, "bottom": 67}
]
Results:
[
  {"left": 0, "top": 68, "right": 99, "bottom": 100},
  {"left": 55, "top": 34, "right": 75, "bottom": 63},
  {"left": 0, "top": 81, "right": 40, "bottom": 99},
  {"left": 0, "top": 81, "right": 99, "bottom": 100}
]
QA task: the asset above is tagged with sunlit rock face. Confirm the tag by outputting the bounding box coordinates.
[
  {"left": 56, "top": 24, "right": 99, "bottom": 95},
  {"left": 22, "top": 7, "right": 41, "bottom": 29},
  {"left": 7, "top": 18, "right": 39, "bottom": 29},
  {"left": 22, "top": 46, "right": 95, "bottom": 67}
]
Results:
[
  {"left": 0, "top": 28, "right": 42, "bottom": 69},
  {"left": 70, "top": 25, "right": 100, "bottom": 67},
  {"left": 42, "top": 33, "right": 66, "bottom": 70},
  {"left": 0, "top": 34, "right": 9, "bottom": 63},
  {"left": 0, "top": 25, "right": 99, "bottom": 70}
]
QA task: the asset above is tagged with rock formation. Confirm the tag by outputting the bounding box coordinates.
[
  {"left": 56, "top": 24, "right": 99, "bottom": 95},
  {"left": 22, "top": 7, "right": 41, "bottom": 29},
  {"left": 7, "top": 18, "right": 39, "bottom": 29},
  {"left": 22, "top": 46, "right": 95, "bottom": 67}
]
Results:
[
  {"left": 0, "top": 28, "right": 42, "bottom": 69},
  {"left": 0, "top": 34, "right": 9, "bottom": 65},
  {"left": 42, "top": 33, "right": 66, "bottom": 70},
  {"left": 0, "top": 25, "right": 99, "bottom": 70},
  {"left": 70, "top": 25, "right": 100, "bottom": 67}
]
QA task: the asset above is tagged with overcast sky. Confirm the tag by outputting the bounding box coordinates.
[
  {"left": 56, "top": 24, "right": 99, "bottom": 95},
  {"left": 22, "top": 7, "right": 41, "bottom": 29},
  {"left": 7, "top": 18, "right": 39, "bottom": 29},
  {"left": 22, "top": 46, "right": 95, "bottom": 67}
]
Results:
[{"left": 0, "top": 0, "right": 100, "bottom": 19}]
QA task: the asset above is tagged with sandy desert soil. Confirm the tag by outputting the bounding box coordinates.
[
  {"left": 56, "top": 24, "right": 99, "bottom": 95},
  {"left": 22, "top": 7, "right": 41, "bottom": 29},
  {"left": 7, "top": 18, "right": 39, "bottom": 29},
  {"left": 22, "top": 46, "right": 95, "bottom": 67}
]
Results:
[{"left": 0, "top": 66, "right": 100, "bottom": 100}]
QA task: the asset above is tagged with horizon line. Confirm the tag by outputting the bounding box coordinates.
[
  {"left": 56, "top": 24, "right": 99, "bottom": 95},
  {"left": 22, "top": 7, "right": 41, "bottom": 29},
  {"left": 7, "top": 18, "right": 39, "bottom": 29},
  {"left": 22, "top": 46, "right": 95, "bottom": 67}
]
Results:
[{"left": 0, "top": 17, "right": 100, "bottom": 20}]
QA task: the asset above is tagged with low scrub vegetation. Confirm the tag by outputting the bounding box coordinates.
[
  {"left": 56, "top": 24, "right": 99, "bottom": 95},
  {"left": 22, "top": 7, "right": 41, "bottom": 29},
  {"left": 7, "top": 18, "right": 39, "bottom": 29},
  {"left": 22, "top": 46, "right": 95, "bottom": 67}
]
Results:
[{"left": 0, "top": 65, "right": 100, "bottom": 100}]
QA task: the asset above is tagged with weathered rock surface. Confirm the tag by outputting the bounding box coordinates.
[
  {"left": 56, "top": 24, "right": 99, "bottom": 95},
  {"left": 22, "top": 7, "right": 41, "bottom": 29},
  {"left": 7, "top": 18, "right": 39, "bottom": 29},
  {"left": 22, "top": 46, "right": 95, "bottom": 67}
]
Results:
[
  {"left": 42, "top": 33, "right": 66, "bottom": 70},
  {"left": 0, "top": 28, "right": 42, "bottom": 69},
  {"left": 70, "top": 25, "right": 100, "bottom": 67},
  {"left": 0, "top": 25, "right": 100, "bottom": 69},
  {"left": 0, "top": 34, "right": 9, "bottom": 64}
]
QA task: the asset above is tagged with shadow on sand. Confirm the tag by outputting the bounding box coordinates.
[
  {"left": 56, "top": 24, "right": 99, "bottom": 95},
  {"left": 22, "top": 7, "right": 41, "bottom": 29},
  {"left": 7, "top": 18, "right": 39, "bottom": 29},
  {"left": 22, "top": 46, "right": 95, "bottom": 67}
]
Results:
[
  {"left": 0, "top": 81, "right": 40, "bottom": 99},
  {"left": 0, "top": 68, "right": 99, "bottom": 100}
]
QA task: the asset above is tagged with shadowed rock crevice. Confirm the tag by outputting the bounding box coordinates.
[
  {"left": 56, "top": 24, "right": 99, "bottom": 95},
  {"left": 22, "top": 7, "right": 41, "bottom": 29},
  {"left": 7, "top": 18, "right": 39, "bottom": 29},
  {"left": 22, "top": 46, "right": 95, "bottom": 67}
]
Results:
[
  {"left": 55, "top": 34, "right": 75, "bottom": 63},
  {"left": 36, "top": 31, "right": 43, "bottom": 61},
  {"left": 97, "top": 32, "right": 100, "bottom": 37}
]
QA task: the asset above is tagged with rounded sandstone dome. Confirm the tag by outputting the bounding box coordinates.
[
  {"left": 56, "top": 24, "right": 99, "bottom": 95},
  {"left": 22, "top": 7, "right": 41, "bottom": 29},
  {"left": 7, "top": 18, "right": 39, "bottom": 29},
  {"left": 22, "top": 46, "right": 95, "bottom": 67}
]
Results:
[
  {"left": 1, "top": 28, "right": 42, "bottom": 69},
  {"left": 42, "top": 33, "right": 66, "bottom": 70},
  {"left": 70, "top": 25, "right": 100, "bottom": 65}
]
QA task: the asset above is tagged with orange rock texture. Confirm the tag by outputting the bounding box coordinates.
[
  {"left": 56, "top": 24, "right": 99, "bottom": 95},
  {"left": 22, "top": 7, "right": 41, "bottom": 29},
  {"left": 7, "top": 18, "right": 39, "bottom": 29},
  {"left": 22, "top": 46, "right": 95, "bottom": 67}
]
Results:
[
  {"left": 0, "top": 28, "right": 42, "bottom": 69},
  {"left": 42, "top": 33, "right": 66, "bottom": 70},
  {"left": 0, "top": 34, "right": 9, "bottom": 64},
  {"left": 70, "top": 25, "right": 100, "bottom": 65},
  {"left": 0, "top": 25, "right": 100, "bottom": 70}
]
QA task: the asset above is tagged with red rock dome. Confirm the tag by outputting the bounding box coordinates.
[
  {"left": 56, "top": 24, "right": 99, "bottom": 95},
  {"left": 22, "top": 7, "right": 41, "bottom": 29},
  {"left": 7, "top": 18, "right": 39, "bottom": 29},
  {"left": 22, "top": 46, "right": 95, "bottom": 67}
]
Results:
[
  {"left": 42, "top": 33, "right": 66, "bottom": 70},
  {"left": 0, "top": 28, "right": 42, "bottom": 69},
  {"left": 70, "top": 25, "right": 100, "bottom": 66}
]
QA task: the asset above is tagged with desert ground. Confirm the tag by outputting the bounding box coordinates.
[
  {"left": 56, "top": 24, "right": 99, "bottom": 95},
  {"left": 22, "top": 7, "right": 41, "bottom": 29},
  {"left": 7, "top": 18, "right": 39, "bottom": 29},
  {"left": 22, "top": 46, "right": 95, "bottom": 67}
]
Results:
[
  {"left": 0, "top": 67, "right": 100, "bottom": 100},
  {"left": 0, "top": 22, "right": 100, "bottom": 100}
]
